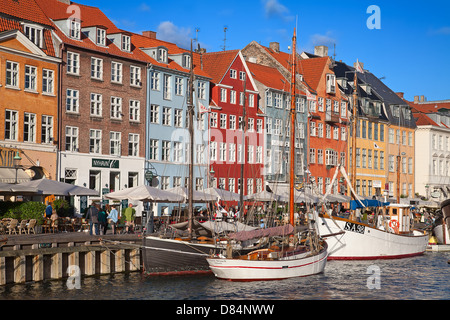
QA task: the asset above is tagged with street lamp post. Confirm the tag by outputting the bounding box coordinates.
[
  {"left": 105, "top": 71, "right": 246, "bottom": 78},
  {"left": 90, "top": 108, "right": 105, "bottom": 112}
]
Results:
[{"left": 13, "top": 151, "right": 22, "bottom": 184}]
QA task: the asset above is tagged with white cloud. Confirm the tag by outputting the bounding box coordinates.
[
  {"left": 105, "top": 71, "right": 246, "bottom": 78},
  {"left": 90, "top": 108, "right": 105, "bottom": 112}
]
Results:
[
  {"left": 157, "top": 21, "right": 192, "bottom": 49},
  {"left": 138, "top": 3, "right": 151, "bottom": 12},
  {"left": 262, "top": 0, "right": 293, "bottom": 22}
]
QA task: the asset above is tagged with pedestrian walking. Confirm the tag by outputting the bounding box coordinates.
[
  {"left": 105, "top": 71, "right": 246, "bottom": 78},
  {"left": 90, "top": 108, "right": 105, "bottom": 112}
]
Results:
[
  {"left": 98, "top": 206, "right": 108, "bottom": 235},
  {"left": 107, "top": 205, "right": 119, "bottom": 234},
  {"left": 124, "top": 203, "right": 135, "bottom": 233},
  {"left": 86, "top": 202, "right": 99, "bottom": 235}
]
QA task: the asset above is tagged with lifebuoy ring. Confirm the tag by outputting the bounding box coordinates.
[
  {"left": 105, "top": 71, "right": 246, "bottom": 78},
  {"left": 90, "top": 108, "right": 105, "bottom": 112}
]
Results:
[{"left": 389, "top": 220, "right": 399, "bottom": 233}]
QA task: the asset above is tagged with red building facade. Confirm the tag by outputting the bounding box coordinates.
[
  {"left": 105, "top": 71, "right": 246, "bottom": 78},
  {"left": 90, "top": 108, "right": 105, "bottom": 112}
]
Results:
[
  {"left": 299, "top": 56, "right": 349, "bottom": 195},
  {"left": 202, "top": 50, "right": 265, "bottom": 201}
]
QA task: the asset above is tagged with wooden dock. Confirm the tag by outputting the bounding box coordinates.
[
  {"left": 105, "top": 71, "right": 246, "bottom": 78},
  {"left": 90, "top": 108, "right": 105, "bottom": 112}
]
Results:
[
  {"left": 0, "top": 232, "right": 143, "bottom": 285},
  {"left": 426, "top": 244, "right": 450, "bottom": 252}
]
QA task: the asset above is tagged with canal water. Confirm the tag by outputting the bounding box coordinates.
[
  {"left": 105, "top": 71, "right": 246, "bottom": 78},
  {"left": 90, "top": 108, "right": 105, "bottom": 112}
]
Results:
[{"left": 0, "top": 252, "right": 448, "bottom": 300}]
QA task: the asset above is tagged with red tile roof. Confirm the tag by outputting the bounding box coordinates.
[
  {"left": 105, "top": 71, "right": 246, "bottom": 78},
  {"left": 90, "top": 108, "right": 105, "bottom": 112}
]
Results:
[
  {"left": 0, "top": 0, "right": 53, "bottom": 27},
  {"left": 202, "top": 50, "right": 240, "bottom": 84},
  {"left": 247, "top": 61, "right": 289, "bottom": 92},
  {"left": 297, "top": 57, "right": 329, "bottom": 91},
  {"left": 0, "top": 16, "right": 56, "bottom": 57}
]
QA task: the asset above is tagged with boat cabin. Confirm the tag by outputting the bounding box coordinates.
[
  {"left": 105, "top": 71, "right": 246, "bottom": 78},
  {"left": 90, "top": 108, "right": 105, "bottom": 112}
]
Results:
[{"left": 386, "top": 204, "right": 412, "bottom": 234}]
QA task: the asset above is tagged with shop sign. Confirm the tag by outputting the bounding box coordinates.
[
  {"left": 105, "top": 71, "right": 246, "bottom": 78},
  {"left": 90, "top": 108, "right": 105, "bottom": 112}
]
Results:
[{"left": 92, "top": 158, "right": 119, "bottom": 169}]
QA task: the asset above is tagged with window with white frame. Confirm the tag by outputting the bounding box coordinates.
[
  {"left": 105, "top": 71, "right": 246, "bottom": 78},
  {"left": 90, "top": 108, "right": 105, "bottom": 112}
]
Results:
[
  {"left": 182, "top": 54, "right": 191, "bottom": 69},
  {"left": 69, "top": 20, "right": 80, "bottom": 40},
  {"left": 65, "top": 126, "right": 78, "bottom": 151},
  {"left": 110, "top": 132, "right": 121, "bottom": 156},
  {"left": 162, "top": 107, "right": 171, "bottom": 126},
  {"left": 274, "top": 119, "right": 282, "bottom": 135},
  {"left": 161, "top": 176, "right": 169, "bottom": 190},
  {"left": 249, "top": 94, "right": 255, "bottom": 107},
  {"left": 220, "top": 142, "right": 226, "bottom": 162},
  {"left": 220, "top": 88, "right": 227, "bottom": 102},
  {"left": 247, "top": 178, "right": 254, "bottom": 195},
  {"left": 41, "top": 115, "right": 53, "bottom": 144},
  {"left": 130, "top": 66, "right": 141, "bottom": 86},
  {"left": 228, "top": 178, "right": 235, "bottom": 193},
  {"left": 149, "top": 139, "right": 158, "bottom": 160},
  {"left": 210, "top": 112, "right": 218, "bottom": 128},
  {"left": 89, "top": 129, "right": 102, "bottom": 154},
  {"left": 150, "top": 105, "right": 159, "bottom": 123},
  {"left": 5, "top": 110, "right": 18, "bottom": 140},
  {"left": 197, "top": 81, "right": 206, "bottom": 100},
  {"left": 128, "top": 133, "right": 139, "bottom": 157},
  {"left": 341, "top": 101, "right": 347, "bottom": 117},
  {"left": 151, "top": 72, "right": 160, "bottom": 90},
  {"left": 175, "top": 77, "right": 183, "bottom": 96},
  {"left": 229, "top": 143, "right": 236, "bottom": 162},
  {"left": 256, "top": 146, "right": 263, "bottom": 164},
  {"left": 239, "top": 71, "right": 246, "bottom": 81},
  {"left": 23, "top": 113, "right": 36, "bottom": 142},
  {"left": 158, "top": 48, "right": 167, "bottom": 63},
  {"left": 122, "top": 35, "right": 131, "bottom": 52},
  {"left": 6, "top": 61, "right": 19, "bottom": 88},
  {"left": 91, "top": 57, "right": 103, "bottom": 80},
  {"left": 66, "top": 89, "right": 79, "bottom": 113},
  {"left": 230, "top": 69, "right": 237, "bottom": 79},
  {"left": 97, "top": 28, "right": 106, "bottom": 46},
  {"left": 326, "top": 74, "right": 336, "bottom": 93},
  {"left": 24, "top": 24, "right": 43, "bottom": 47},
  {"left": 163, "top": 74, "right": 172, "bottom": 100},
  {"left": 162, "top": 140, "right": 171, "bottom": 161},
  {"left": 318, "top": 123, "right": 323, "bottom": 138},
  {"left": 248, "top": 118, "right": 254, "bottom": 132},
  {"left": 25, "top": 65, "right": 37, "bottom": 91},
  {"left": 42, "top": 69, "right": 54, "bottom": 94},
  {"left": 90, "top": 93, "right": 102, "bottom": 116},
  {"left": 317, "top": 149, "right": 323, "bottom": 164},
  {"left": 67, "top": 52, "right": 80, "bottom": 75},
  {"left": 229, "top": 115, "right": 236, "bottom": 130},
  {"left": 110, "top": 97, "right": 122, "bottom": 119},
  {"left": 210, "top": 141, "right": 217, "bottom": 161},
  {"left": 310, "top": 121, "right": 316, "bottom": 137},
  {"left": 174, "top": 109, "right": 183, "bottom": 127},
  {"left": 111, "top": 62, "right": 123, "bottom": 83},
  {"left": 256, "top": 119, "right": 263, "bottom": 133},
  {"left": 230, "top": 90, "right": 236, "bottom": 104},
  {"left": 195, "top": 178, "right": 204, "bottom": 191},
  {"left": 248, "top": 145, "right": 254, "bottom": 163},
  {"left": 171, "top": 141, "right": 181, "bottom": 162},
  {"left": 129, "top": 100, "right": 140, "bottom": 122},
  {"left": 333, "top": 126, "right": 339, "bottom": 140},
  {"left": 220, "top": 114, "right": 227, "bottom": 129},
  {"left": 196, "top": 144, "right": 205, "bottom": 164},
  {"left": 318, "top": 97, "right": 324, "bottom": 112}
]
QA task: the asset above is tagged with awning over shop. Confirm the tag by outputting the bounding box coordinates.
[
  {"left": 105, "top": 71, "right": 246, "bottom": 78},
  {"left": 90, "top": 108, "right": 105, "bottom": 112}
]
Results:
[
  {"left": 350, "top": 199, "right": 390, "bottom": 210},
  {"left": 0, "top": 168, "right": 31, "bottom": 184}
]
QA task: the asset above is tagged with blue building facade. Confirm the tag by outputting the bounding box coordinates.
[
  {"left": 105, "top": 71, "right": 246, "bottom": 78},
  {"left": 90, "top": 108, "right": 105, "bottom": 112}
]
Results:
[{"left": 141, "top": 43, "right": 211, "bottom": 217}]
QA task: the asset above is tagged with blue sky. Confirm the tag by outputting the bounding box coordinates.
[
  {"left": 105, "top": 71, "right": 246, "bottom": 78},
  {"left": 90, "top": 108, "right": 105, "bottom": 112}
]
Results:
[{"left": 77, "top": 0, "right": 450, "bottom": 102}]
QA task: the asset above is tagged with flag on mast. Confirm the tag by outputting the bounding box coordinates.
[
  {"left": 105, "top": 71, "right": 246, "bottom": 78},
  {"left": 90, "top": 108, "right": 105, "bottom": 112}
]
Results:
[
  {"left": 199, "top": 102, "right": 210, "bottom": 114},
  {"left": 355, "top": 59, "right": 364, "bottom": 74}
]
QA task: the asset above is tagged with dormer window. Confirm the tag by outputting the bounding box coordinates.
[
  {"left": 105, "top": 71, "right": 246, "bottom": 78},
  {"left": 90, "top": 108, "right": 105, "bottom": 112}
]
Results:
[
  {"left": 158, "top": 47, "right": 168, "bottom": 63},
  {"left": 23, "top": 24, "right": 43, "bottom": 48},
  {"left": 70, "top": 20, "right": 81, "bottom": 40},
  {"left": 122, "top": 35, "right": 131, "bottom": 52},
  {"left": 326, "top": 74, "right": 336, "bottom": 94},
  {"left": 97, "top": 28, "right": 106, "bottom": 46},
  {"left": 182, "top": 54, "right": 191, "bottom": 69}
]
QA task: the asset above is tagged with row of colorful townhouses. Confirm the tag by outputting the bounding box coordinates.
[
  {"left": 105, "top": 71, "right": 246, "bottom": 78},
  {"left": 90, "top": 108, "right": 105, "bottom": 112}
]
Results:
[{"left": 0, "top": 0, "right": 447, "bottom": 216}]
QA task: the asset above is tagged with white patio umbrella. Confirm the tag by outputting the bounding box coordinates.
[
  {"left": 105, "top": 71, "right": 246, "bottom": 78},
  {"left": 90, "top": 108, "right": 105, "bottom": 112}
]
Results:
[
  {"left": 0, "top": 182, "right": 38, "bottom": 194},
  {"left": 204, "top": 187, "right": 241, "bottom": 202},
  {"left": 104, "top": 185, "right": 184, "bottom": 202},
  {"left": 167, "top": 186, "right": 218, "bottom": 202},
  {"left": 244, "top": 190, "right": 283, "bottom": 202},
  {"left": 16, "top": 178, "right": 99, "bottom": 196}
]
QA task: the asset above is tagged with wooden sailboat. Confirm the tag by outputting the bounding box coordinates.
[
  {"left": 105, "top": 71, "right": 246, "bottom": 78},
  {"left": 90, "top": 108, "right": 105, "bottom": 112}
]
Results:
[
  {"left": 206, "top": 29, "right": 328, "bottom": 281},
  {"left": 141, "top": 43, "right": 260, "bottom": 275},
  {"left": 316, "top": 63, "right": 428, "bottom": 260}
]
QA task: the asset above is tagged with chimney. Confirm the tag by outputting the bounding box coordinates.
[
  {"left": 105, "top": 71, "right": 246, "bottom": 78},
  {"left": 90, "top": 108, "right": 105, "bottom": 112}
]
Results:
[
  {"left": 248, "top": 57, "right": 257, "bottom": 63},
  {"left": 396, "top": 92, "right": 404, "bottom": 99},
  {"left": 142, "top": 31, "right": 157, "bottom": 39},
  {"left": 269, "top": 42, "right": 280, "bottom": 53},
  {"left": 420, "top": 95, "right": 427, "bottom": 102},
  {"left": 314, "top": 46, "right": 328, "bottom": 57}
]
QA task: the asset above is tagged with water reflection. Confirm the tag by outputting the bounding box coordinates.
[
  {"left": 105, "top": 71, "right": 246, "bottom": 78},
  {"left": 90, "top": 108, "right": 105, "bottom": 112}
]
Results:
[{"left": 0, "top": 253, "right": 448, "bottom": 300}]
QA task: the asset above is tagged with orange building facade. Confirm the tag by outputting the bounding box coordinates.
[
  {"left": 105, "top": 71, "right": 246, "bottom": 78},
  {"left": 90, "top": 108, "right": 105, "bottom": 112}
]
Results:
[{"left": 0, "top": 14, "right": 60, "bottom": 182}]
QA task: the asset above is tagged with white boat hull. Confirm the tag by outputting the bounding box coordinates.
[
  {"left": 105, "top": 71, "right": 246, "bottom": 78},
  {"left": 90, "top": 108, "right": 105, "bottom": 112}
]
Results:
[
  {"left": 317, "top": 216, "right": 428, "bottom": 260},
  {"left": 207, "top": 244, "right": 328, "bottom": 281}
]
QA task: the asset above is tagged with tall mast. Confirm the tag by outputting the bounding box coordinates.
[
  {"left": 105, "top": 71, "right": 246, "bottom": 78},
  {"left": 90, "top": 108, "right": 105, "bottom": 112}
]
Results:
[
  {"left": 188, "top": 41, "right": 195, "bottom": 237},
  {"left": 289, "top": 28, "right": 297, "bottom": 226},
  {"left": 239, "top": 75, "right": 247, "bottom": 215},
  {"left": 351, "top": 70, "right": 358, "bottom": 215}
]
